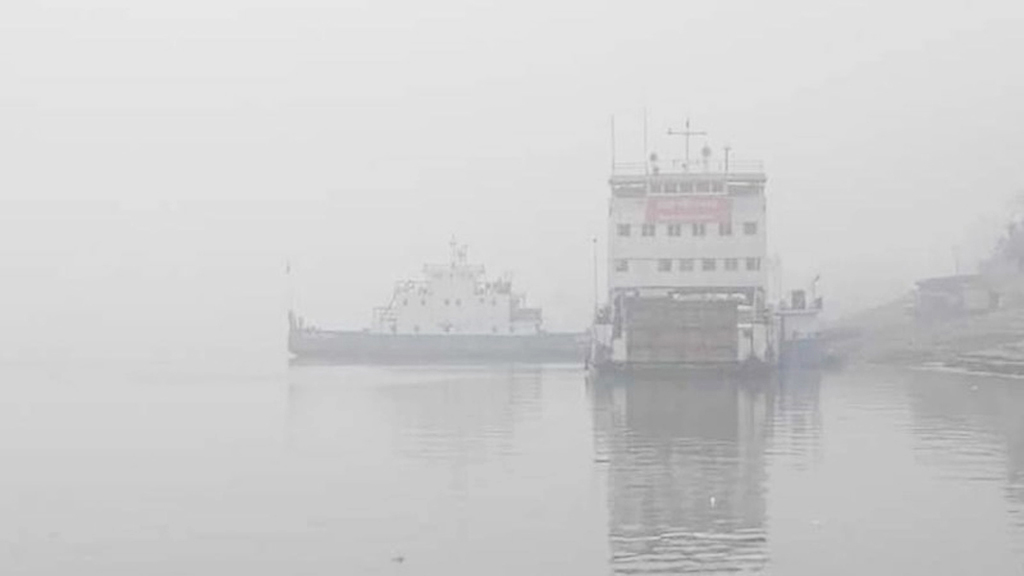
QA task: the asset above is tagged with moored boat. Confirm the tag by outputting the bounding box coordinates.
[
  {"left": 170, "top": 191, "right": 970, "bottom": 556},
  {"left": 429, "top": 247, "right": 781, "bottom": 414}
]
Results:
[{"left": 289, "top": 241, "right": 586, "bottom": 364}]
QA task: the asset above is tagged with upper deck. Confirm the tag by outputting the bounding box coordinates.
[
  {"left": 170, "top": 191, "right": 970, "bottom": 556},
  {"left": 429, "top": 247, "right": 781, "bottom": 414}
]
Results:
[{"left": 609, "top": 159, "right": 766, "bottom": 198}]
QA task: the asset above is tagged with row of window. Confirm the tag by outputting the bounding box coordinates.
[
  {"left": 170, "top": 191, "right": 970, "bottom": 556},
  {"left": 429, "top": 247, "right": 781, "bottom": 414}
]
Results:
[
  {"left": 409, "top": 325, "right": 518, "bottom": 334},
  {"left": 402, "top": 297, "right": 498, "bottom": 307},
  {"left": 649, "top": 180, "right": 725, "bottom": 194},
  {"left": 614, "top": 257, "right": 762, "bottom": 273},
  {"left": 617, "top": 222, "right": 758, "bottom": 238}
]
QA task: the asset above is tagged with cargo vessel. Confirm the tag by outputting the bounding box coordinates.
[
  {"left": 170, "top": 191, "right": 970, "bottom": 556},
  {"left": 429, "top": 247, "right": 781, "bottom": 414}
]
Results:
[
  {"left": 289, "top": 241, "right": 586, "bottom": 364},
  {"left": 588, "top": 120, "right": 823, "bottom": 373}
]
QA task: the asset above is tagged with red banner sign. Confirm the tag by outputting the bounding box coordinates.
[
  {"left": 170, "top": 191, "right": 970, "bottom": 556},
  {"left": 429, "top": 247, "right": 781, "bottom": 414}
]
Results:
[{"left": 645, "top": 197, "right": 732, "bottom": 223}]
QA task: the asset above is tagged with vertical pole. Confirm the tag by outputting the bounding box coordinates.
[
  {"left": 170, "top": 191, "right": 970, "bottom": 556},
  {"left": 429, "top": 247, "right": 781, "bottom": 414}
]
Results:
[
  {"left": 286, "top": 256, "right": 297, "bottom": 330},
  {"left": 642, "top": 107, "right": 649, "bottom": 177},
  {"left": 610, "top": 115, "right": 617, "bottom": 173},
  {"left": 592, "top": 236, "right": 599, "bottom": 317},
  {"left": 684, "top": 117, "right": 690, "bottom": 171}
]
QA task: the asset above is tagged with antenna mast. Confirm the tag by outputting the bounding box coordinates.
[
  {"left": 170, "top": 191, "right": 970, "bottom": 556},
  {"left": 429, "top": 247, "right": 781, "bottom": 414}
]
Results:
[
  {"left": 286, "top": 256, "right": 299, "bottom": 329},
  {"left": 592, "top": 237, "right": 599, "bottom": 317},
  {"left": 610, "top": 115, "right": 617, "bottom": 172},
  {"left": 642, "top": 107, "right": 649, "bottom": 176},
  {"left": 667, "top": 117, "right": 707, "bottom": 171}
]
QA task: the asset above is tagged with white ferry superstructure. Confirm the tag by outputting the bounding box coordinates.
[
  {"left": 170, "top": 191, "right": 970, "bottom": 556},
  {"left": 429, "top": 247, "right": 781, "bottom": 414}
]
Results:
[
  {"left": 589, "top": 122, "right": 822, "bottom": 371},
  {"left": 289, "top": 241, "right": 585, "bottom": 363}
]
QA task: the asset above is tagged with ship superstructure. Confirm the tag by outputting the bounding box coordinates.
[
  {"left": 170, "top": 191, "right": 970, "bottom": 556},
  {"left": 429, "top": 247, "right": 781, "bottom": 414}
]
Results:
[
  {"left": 591, "top": 122, "right": 777, "bottom": 369},
  {"left": 289, "top": 241, "right": 583, "bottom": 364},
  {"left": 370, "top": 240, "right": 543, "bottom": 336}
]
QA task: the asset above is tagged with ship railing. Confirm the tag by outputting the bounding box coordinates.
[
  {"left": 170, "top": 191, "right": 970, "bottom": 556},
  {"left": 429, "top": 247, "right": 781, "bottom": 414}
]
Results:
[
  {"left": 423, "top": 263, "right": 485, "bottom": 275},
  {"left": 611, "top": 162, "right": 648, "bottom": 176},
  {"left": 611, "top": 159, "right": 765, "bottom": 177}
]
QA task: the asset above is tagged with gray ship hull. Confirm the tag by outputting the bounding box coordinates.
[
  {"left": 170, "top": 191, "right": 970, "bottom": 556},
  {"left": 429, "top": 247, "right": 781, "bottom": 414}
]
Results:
[{"left": 289, "top": 328, "right": 586, "bottom": 364}]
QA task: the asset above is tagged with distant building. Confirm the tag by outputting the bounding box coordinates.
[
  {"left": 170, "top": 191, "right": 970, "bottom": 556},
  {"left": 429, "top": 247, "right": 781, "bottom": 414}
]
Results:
[{"left": 914, "top": 274, "right": 1000, "bottom": 318}]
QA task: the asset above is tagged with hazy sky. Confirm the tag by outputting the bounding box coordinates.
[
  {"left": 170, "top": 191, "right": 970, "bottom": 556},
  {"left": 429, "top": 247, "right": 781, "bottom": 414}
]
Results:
[{"left": 2, "top": 0, "right": 1023, "bottom": 361}]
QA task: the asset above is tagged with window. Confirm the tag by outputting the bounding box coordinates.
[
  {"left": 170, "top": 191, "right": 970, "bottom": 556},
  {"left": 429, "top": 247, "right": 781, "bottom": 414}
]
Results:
[
  {"left": 667, "top": 224, "right": 682, "bottom": 237},
  {"left": 744, "top": 222, "right": 758, "bottom": 235},
  {"left": 665, "top": 182, "right": 678, "bottom": 193},
  {"left": 725, "top": 258, "right": 739, "bottom": 271},
  {"left": 641, "top": 223, "right": 656, "bottom": 237},
  {"left": 696, "top": 180, "right": 710, "bottom": 193},
  {"left": 617, "top": 224, "right": 631, "bottom": 237},
  {"left": 420, "top": 299, "right": 426, "bottom": 306},
  {"left": 680, "top": 181, "right": 694, "bottom": 193},
  {"left": 719, "top": 222, "right": 733, "bottom": 236},
  {"left": 679, "top": 258, "right": 694, "bottom": 272},
  {"left": 746, "top": 257, "right": 761, "bottom": 271},
  {"left": 711, "top": 181, "right": 724, "bottom": 193},
  {"left": 658, "top": 259, "right": 672, "bottom": 272},
  {"left": 455, "top": 299, "right": 461, "bottom": 306},
  {"left": 702, "top": 258, "right": 717, "bottom": 271},
  {"left": 693, "top": 223, "right": 707, "bottom": 237},
  {"left": 614, "top": 259, "right": 629, "bottom": 272},
  {"left": 444, "top": 299, "right": 450, "bottom": 306}
]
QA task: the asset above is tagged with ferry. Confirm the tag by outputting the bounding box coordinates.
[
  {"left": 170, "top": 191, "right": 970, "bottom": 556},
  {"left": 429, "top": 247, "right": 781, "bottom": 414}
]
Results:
[
  {"left": 588, "top": 119, "right": 824, "bottom": 373},
  {"left": 289, "top": 241, "right": 586, "bottom": 364}
]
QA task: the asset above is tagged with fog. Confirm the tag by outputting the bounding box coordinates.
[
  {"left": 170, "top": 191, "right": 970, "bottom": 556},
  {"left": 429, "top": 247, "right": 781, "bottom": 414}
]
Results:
[{"left": 2, "top": 0, "right": 1023, "bottom": 363}]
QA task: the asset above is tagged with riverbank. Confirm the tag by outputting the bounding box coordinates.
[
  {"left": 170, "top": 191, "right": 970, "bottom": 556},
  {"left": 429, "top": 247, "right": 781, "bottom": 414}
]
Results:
[{"left": 825, "top": 295, "right": 1024, "bottom": 376}]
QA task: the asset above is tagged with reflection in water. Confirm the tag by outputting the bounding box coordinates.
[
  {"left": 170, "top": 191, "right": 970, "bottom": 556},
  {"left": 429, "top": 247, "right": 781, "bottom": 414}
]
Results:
[
  {"left": 904, "top": 370, "right": 1024, "bottom": 534},
  {"left": 6, "top": 362, "right": 1024, "bottom": 574},
  {"left": 771, "top": 370, "right": 824, "bottom": 468},
  {"left": 287, "top": 365, "right": 544, "bottom": 461},
  {"left": 590, "top": 374, "right": 778, "bottom": 574},
  {"left": 375, "top": 366, "right": 544, "bottom": 462},
  {"left": 284, "top": 365, "right": 608, "bottom": 576},
  {"left": 282, "top": 364, "right": 1024, "bottom": 575}
]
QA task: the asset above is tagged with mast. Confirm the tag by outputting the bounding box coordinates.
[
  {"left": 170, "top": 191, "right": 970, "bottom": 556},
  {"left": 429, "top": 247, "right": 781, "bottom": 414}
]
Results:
[
  {"left": 642, "top": 107, "right": 649, "bottom": 176},
  {"left": 610, "top": 114, "right": 617, "bottom": 172},
  {"left": 667, "top": 117, "right": 707, "bottom": 171},
  {"left": 592, "top": 237, "right": 599, "bottom": 317}
]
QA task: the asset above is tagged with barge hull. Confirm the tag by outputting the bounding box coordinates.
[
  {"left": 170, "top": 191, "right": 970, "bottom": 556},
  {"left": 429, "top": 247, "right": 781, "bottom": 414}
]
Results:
[{"left": 290, "top": 330, "right": 585, "bottom": 364}]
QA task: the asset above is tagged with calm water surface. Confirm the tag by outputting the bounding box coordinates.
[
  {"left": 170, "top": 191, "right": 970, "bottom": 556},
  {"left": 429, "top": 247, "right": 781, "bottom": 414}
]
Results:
[{"left": 1, "top": 363, "right": 1022, "bottom": 575}]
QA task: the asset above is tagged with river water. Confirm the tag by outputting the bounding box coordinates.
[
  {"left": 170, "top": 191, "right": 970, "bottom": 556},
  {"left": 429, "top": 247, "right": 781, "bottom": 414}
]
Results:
[{"left": 1, "top": 363, "right": 1022, "bottom": 575}]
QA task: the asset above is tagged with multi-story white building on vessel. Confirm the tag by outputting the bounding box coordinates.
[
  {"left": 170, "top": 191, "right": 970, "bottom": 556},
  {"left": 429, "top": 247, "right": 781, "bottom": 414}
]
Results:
[
  {"left": 607, "top": 163, "right": 767, "bottom": 299},
  {"left": 591, "top": 130, "right": 778, "bottom": 368}
]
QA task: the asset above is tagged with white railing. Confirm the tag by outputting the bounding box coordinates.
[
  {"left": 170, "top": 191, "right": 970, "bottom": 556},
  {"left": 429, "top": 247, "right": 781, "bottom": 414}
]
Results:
[{"left": 612, "top": 159, "right": 764, "bottom": 176}]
